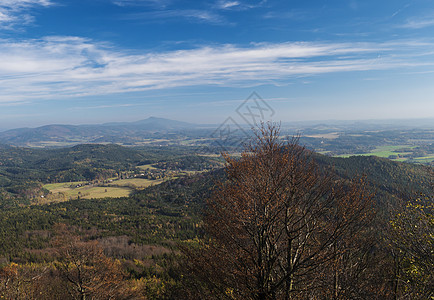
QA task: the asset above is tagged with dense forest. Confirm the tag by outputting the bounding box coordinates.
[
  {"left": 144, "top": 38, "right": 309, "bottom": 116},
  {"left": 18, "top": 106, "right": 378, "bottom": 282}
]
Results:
[
  {"left": 0, "top": 132, "right": 432, "bottom": 299},
  {"left": 0, "top": 144, "right": 222, "bottom": 207}
]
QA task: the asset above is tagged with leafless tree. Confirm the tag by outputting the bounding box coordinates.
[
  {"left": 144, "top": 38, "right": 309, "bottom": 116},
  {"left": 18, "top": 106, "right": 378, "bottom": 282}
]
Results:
[{"left": 183, "top": 123, "right": 374, "bottom": 299}]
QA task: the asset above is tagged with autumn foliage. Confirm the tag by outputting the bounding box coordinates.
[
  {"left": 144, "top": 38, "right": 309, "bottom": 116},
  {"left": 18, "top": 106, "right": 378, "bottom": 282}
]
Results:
[{"left": 183, "top": 123, "right": 375, "bottom": 299}]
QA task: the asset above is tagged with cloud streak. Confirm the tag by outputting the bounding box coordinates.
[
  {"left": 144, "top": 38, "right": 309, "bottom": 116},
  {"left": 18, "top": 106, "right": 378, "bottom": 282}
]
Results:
[
  {"left": 0, "top": 37, "right": 433, "bottom": 103},
  {"left": 0, "top": 0, "right": 53, "bottom": 29},
  {"left": 401, "top": 16, "right": 434, "bottom": 29},
  {"left": 117, "top": 0, "right": 266, "bottom": 25},
  {"left": 112, "top": 0, "right": 171, "bottom": 9},
  {"left": 215, "top": 0, "right": 266, "bottom": 10},
  {"left": 124, "top": 9, "right": 226, "bottom": 24}
]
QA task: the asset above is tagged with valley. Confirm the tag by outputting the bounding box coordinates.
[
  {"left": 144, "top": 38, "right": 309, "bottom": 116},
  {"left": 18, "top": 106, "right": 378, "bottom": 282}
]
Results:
[{"left": 0, "top": 121, "right": 432, "bottom": 299}]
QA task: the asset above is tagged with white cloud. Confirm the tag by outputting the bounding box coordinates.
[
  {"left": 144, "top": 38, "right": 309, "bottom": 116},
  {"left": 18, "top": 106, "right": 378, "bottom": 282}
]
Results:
[
  {"left": 0, "top": 37, "right": 432, "bottom": 103},
  {"left": 0, "top": 0, "right": 51, "bottom": 6},
  {"left": 0, "top": 0, "right": 53, "bottom": 28},
  {"left": 112, "top": 0, "right": 171, "bottom": 8},
  {"left": 217, "top": 1, "right": 240, "bottom": 9},
  {"left": 401, "top": 15, "right": 434, "bottom": 29},
  {"left": 215, "top": 0, "right": 265, "bottom": 10},
  {"left": 137, "top": 9, "right": 225, "bottom": 23},
  {"left": 116, "top": 1, "right": 233, "bottom": 25},
  {"left": 121, "top": 8, "right": 227, "bottom": 25}
]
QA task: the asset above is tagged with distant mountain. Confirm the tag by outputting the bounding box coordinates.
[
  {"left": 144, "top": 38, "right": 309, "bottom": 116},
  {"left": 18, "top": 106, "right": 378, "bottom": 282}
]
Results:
[{"left": 0, "top": 117, "right": 200, "bottom": 147}]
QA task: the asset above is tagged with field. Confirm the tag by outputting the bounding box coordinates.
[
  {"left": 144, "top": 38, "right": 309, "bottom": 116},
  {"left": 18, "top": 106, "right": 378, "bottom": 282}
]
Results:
[
  {"left": 336, "top": 145, "right": 416, "bottom": 159},
  {"left": 304, "top": 133, "right": 340, "bottom": 139},
  {"left": 367, "top": 145, "right": 416, "bottom": 158},
  {"left": 65, "top": 186, "right": 132, "bottom": 199},
  {"left": 43, "top": 181, "right": 87, "bottom": 193},
  {"left": 412, "top": 155, "right": 434, "bottom": 163},
  {"left": 137, "top": 164, "right": 159, "bottom": 170},
  {"left": 107, "top": 178, "right": 164, "bottom": 188},
  {"left": 43, "top": 182, "right": 133, "bottom": 201},
  {"left": 43, "top": 177, "right": 167, "bottom": 202}
]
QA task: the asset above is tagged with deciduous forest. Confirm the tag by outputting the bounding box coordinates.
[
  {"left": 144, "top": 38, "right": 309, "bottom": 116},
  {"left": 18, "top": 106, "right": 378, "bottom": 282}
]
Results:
[{"left": 0, "top": 125, "right": 432, "bottom": 299}]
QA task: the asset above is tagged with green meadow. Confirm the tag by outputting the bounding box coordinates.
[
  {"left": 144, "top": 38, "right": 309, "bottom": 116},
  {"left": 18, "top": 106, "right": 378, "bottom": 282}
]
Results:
[{"left": 336, "top": 145, "right": 416, "bottom": 159}]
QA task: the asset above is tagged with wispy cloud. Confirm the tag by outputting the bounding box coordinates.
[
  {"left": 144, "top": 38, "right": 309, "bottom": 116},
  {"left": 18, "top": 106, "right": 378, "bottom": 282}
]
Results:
[
  {"left": 116, "top": 0, "right": 265, "bottom": 25},
  {"left": 401, "top": 15, "right": 434, "bottom": 29},
  {"left": 0, "top": 37, "right": 433, "bottom": 103},
  {"left": 0, "top": 0, "right": 53, "bottom": 29},
  {"left": 217, "top": 1, "right": 240, "bottom": 9},
  {"left": 391, "top": 3, "right": 411, "bottom": 18},
  {"left": 215, "top": 0, "right": 266, "bottom": 10},
  {"left": 125, "top": 9, "right": 226, "bottom": 24},
  {"left": 112, "top": 0, "right": 171, "bottom": 9}
]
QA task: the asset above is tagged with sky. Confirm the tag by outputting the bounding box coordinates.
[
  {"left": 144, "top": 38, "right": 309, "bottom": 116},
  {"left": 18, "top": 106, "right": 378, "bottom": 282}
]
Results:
[{"left": 1, "top": 0, "right": 434, "bottom": 129}]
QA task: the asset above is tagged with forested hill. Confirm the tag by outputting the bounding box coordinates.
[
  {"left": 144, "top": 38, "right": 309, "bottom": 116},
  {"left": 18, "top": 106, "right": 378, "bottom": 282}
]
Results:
[
  {"left": 0, "top": 117, "right": 199, "bottom": 146},
  {"left": 1, "top": 144, "right": 146, "bottom": 168},
  {"left": 133, "top": 153, "right": 432, "bottom": 213},
  {"left": 0, "top": 143, "right": 431, "bottom": 213},
  {"left": 0, "top": 143, "right": 431, "bottom": 208},
  {"left": 0, "top": 146, "right": 432, "bottom": 298},
  {"left": 0, "top": 144, "right": 224, "bottom": 206},
  {"left": 0, "top": 143, "right": 203, "bottom": 180},
  {"left": 0, "top": 144, "right": 146, "bottom": 183},
  {"left": 0, "top": 151, "right": 423, "bottom": 248},
  {"left": 315, "top": 154, "right": 432, "bottom": 207}
]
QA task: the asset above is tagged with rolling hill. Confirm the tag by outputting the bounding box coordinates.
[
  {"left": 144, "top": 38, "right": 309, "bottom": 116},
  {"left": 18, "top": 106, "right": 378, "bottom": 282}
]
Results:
[{"left": 0, "top": 117, "right": 201, "bottom": 147}]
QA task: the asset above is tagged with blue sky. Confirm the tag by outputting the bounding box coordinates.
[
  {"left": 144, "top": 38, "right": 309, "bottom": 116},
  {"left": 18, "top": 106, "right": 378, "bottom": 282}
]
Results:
[{"left": 1, "top": 0, "right": 434, "bottom": 129}]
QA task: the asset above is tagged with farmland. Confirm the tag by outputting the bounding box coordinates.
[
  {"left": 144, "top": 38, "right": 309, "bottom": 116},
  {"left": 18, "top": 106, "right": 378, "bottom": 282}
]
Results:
[
  {"left": 336, "top": 145, "right": 416, "bottom": 158},
  {"left": 43, "top": 181, "right": 132, "bottom": 201},
  {"left": 107, "top": 178, "right": 165, "bottom": 188},
  {"left": 43, "top": 177, "right": 168, "bottom": 202}
]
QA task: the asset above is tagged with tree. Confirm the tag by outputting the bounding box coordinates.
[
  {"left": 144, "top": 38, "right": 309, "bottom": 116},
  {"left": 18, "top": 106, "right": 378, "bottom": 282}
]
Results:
[
  {"left": 52, "top": 224, "right": 133, "bottom": 300},
  {"left": 183, "top": 123, "right": 373, "bottom": 299},
  {"left": 0, "top": 262, "right": 59, "bottom": 300},
  {"left": 0, "top": 262, "right": 27, "bottom": 299},
  {"left": 389, "top": 195, "right": 434, "bottom": 299}
]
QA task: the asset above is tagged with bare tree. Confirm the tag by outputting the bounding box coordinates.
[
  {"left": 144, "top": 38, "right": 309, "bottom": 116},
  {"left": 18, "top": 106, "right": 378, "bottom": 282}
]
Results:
[
  {"left": 52, "top": 224, "right": 134, "bottom": 300},
  {"left": 183, "top": 123, "right": 373, "bottom": 299}
]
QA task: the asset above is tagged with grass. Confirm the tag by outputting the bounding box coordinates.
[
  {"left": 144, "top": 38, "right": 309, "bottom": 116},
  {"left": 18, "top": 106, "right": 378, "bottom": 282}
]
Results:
[
  {"left": 43, "top": 181, "right": 87, "bottom": 192},
  {"left": 43, "top": 184, "right": 133, "bottom": 201},
  {"left": 73, "top": 187, "right": 132, "bottom": 199},
  {"left": 198, "top": 153, "right": 222, "bottom": 158},
  {"left": 137, "top": 164, "right": 159, "bottom": 170},
  {"left": 370, "top": 145, "right": 416, "bottom": 156},
  {"left": 335, "top": 145, "right": 416, "bottom": 159},
  {"left": 369, "top": 151, "right": 412, "bottom": 158},
  {"left": 304, "top": 133, "right": 340, "bottom": 139},
  {"left": 107, "top": 178, "right": 164, "bottom": 188},
  {"left": 44, "top": 177, "right": 167, "bottom": 201},
  {"left": 411, "top": 155, "right": 434, "bottom": 163}
]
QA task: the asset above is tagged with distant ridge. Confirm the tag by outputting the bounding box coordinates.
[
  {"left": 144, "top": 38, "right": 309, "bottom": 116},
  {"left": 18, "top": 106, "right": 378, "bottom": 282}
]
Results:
[{"left": 0, "top": 117, "right": 199, "bottom": 147}]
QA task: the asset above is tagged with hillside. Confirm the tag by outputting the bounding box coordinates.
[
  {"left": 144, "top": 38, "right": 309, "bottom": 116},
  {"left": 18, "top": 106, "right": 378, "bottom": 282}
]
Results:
[
  {"left": 0, "top": 144, "right": 222, "bottom": 205},
  {"left": 0, "top": 151, "right": 431, "bottom": 256},
  {"left": 0, "top": 117, "right": 200, "bottom": 147},
  {"left": 1, "top": 143, "right": 431, "bottom": 206},
  {"left": 315, "top": 154, "right": 433, "bottom": 208},
  {"left": 0, "top": 147, "right": 432, "bottom": 298}
]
